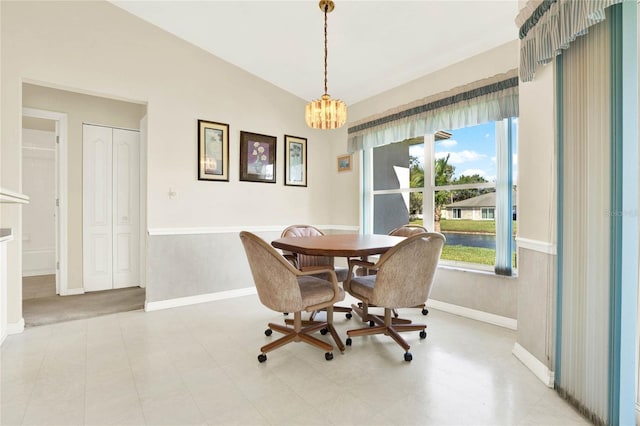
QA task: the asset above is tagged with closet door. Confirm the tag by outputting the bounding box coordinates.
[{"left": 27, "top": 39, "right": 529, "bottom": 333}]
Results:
[
  {"left": 83, "top": 125, "right": 140, "bottom": 292},
  {"left": 112, "top": 129, "right": 139, "bottom": 288},
  {"left": 83, "top": 125, "right": 113, "bottom": 292}
]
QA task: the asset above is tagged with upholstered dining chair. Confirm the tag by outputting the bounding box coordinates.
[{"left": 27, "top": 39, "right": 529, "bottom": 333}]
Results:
[
  {"left": 280, "top": 225, "right": 353, "bottom": 321},
  {"left": 239, "top": 231, "right": 345, "bottom": 362},
  {"left": 388, "top": 224, "right": 430, "bottom": 316},
  {"left": 344, "top": 232, "right": 445, "bottom": 361}
]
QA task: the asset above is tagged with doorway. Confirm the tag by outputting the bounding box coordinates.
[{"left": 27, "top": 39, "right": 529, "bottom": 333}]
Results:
[
  {"left": 21, "top": 108, "right": 68, "bottom": 296},
  {"left": 21, "top": 83, "right": 148, "bottom": 327}
]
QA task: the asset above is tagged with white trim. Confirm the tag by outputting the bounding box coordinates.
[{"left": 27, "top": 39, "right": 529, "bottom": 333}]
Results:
[
  {"left": 0, "top": 188, "right": 30, "bottom": 204},
  {"left": 516, "top": 237, "right": 557, "bottom": 255},
  {"left": 147, "top": 224, "right": 360, "bottom": 236},
  {"left": 7, "top": 318, "right": 25, "bottom": 335},
  {"left": 60, "top": 287, "right": 84, "bottom": 296},
  {"left": 512, "top": 342, "right": 555, "bottom": 388},
  {"left": 145, "top": 286, "right": 257, "bottom": 312},
  {"left": 22, "top": 269, "right": 56, "bottom": 278},
  {"left": 427, "top": 299, "right": 518, "bottom": 330},
  {"left": 22, "top": 107, "right": 68, "bottom": 297}
]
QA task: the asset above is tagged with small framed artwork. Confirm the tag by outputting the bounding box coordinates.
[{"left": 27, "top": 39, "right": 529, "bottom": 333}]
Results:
[
  {"left": 197, "top": 120, "right": 229, "bottom": 182},
  {"left": 284, "top": 135, "right": 307, "bottom": 187},
  {"left": 337, "top": 154, "right": 352, "bottom": 172},
  {"left": 240, "top": 131, "right": 277, "bottom": 183}
]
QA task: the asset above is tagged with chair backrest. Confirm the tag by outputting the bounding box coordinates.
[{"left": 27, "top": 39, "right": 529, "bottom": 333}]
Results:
[
  {"left": 388, "top": 224, "right": 428, "bottom": 237},
  {"left": 372, "top": 232, "right": 445, "bottom": 308},
  {"left": 281, "top": 225, "right": 334, "bottom": 269},
  {"left": 239, "top": 231, "right": 304, "bottom": 313}
]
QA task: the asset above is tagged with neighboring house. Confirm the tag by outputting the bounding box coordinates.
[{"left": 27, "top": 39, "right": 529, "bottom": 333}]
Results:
[{"left": 444, "top": 191, "right": 517, "bottom": 220}]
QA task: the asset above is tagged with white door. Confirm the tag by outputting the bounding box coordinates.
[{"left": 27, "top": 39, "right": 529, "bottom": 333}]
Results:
[
  {"left": 112, "top": 129, "right": 139, "bottom": 288},
  {"left": 83, "top": 124, "right": 139, "bottom": 292}
]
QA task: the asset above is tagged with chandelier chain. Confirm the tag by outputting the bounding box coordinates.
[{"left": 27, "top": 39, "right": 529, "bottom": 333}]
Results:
[{"left": 323, "top": 3, "right": 328, "bottom": 96}]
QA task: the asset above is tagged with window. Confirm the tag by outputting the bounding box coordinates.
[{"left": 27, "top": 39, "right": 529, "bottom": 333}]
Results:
[
  {"left": 482, "top": 208, "right": 495, "bottom": 220},
  {"left": 364, "top": 118, "right": 518, "bottom": 273}
]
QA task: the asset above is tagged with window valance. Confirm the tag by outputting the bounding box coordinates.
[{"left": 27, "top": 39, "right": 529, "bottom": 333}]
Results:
[
  {"left": 347, "top": 69, "right": 519, "bottom": 153},
  {"left": 517, "top": 0, "right": 622, "bottom": 82}
]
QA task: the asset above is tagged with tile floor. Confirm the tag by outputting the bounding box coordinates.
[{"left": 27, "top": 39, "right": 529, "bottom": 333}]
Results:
[{"left": 1, "top": 294, "right": 590, "bottom": 426}]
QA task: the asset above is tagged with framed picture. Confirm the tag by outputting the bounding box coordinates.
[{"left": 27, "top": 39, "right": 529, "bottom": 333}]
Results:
[
  {"left": 337, "top": 154, "right": 352, "bottom": 172},
  {"left": 284, "top": 135, "right": 307, "bottom": 187},
  {"left": 198, "top": 120, "right": 229, "bottom": 182},
  {"left": 240, "top": 131, "right": 277, "bottom": 183}
]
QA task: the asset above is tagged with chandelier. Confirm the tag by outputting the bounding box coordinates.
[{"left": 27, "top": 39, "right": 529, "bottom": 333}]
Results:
[{"left": 305, "top": 0, "right": 347, "bottom": 130}]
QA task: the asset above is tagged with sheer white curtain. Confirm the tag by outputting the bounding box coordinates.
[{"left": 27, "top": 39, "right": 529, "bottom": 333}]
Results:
[
  {"left": 347, "top": 70, "right": 518, "bottom": 153},
  {"left": 558, "top": 16, "right": 611, "bottom": 424}
]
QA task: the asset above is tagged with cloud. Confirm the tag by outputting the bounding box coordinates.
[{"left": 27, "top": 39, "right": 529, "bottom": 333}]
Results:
[
  {"left": 491, "top": 156, "right": 496, "bottom": 163},
  {"left": 435, "top": 150, "right": 486, "bottom": 164},
  {"left": 513, "top": 154, "right": 518, "bottom": 166},
  {"left": 437, "top": 139, "right": 458, "bottom": 148}
]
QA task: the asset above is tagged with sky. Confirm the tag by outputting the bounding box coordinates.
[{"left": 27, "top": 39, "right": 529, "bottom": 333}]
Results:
[{"left": 410, "top": 118, "right": 518, "bottom": 184}]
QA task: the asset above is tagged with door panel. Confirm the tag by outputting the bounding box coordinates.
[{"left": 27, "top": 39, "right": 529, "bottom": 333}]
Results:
[
  {"left": 112, "top": 128, "right": 139, "bottom": 289},
  {"left": 83, "top": 125, "right": 113, "bottom": 292}
]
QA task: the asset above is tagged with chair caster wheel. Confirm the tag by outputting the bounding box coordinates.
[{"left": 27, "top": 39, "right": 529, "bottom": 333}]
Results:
[
  {"left": 320, "top": 328, "right": 328, "bottom": 335},
  {"left": 325, "top": 352, "right": 333, "bottom": 361},
  {"left": 419, "top": 330, "right": 427, "bottom": 339},
  {"left": 404, "top": 352, "right": 413, "bottom": 362},
  {"left": 264, "top": 329, "right": 272, "bottom": 336},
  {"left": 346, "top": 313, "right": 352, "bottom": 319},
  {"left": 345, "top": 338, "right": 352, "bottom": 346},
  {"left": 258, "top": 354, "right": 267, "bottom": 363},
  {"left": 369, "top": 320, "right": 375, "bottom": 327},
  {"left": 422, "top": 308, "right": 429, "bottom": 316}
]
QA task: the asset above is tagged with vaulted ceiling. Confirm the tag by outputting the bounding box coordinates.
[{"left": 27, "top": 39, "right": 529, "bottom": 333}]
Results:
[{"left": 112, "top": 1, "right": 519, "bottom": 105}]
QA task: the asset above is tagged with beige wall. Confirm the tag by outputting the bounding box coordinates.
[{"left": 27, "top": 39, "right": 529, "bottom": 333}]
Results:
[
  {"left": 22, "top": 84, "right": 147, "bottom": 290},
  {"left": 1, "top": 1, "right": 342, "bottom": 324}
]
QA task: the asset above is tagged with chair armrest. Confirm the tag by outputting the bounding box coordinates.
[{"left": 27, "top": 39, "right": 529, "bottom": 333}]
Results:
[{"left": 297, "top": 267, "right": 343, "bottom": 311}]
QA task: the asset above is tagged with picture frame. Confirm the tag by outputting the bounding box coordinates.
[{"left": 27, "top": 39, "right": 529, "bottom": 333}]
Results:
[
  {"left": 197, "top": 119, "right": 229, "bottom": 182},
  {"left": 337, "top": 154, "right": 352, "bottom": 172},
  {"left": 240, "top": 131, "right": 277, "bottom": 183},
  {"left": 284, "top": 135, "right": 307, "bottom": 187}
]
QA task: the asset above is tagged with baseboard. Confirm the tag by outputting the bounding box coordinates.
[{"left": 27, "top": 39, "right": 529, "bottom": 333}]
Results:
[
  {"left": 60, "top": 287, "right": 84, "bottom": 296},
  {"left": 7, "top": 318, "right": 25, "bottom": 335},
  {"left": 145, "top": 287, "right": 257, "bottom": 312},
  {"left": 512, "top": 342, "right": 555, "bottom": 387},
  {"left": 426, "top": 299, "right": 517, "bottom": 330},
  {"left": 22, "top": 269, "right": 56, "bottom": 277}
]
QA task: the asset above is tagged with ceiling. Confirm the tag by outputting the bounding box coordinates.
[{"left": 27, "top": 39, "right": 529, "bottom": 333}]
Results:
[{"left": 111, "top": 1, "right": 520, "bottom": 105}]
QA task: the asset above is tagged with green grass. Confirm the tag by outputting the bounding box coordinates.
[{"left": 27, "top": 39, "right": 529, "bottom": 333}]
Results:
[
  {"left": 441, "top": 245, "right": 518, "bottom": 268},
  {"left": 410, "top": 218, "right": 518, "bottom": 235}
]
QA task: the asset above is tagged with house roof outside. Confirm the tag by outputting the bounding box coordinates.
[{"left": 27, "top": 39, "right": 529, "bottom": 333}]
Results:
[{"left": 445, "top": 190, "right": 517, "bottom": 209}]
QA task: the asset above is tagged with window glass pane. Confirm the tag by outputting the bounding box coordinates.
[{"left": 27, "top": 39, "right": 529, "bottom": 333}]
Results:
[
  {"left": 435, "top": 122, "right": 496, "bottom": 187},
  {"left": 373, "top": 193, "right": 409, "bottom": 234}
]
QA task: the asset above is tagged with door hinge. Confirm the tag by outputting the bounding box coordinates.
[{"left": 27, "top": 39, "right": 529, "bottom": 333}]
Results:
[
  {"left": 56, "top": 261, "right": 60, "bottom": 270},
  {"left": 56, "top": 135, "right": 60, "bottom": 144},
  {"left": 56, "top": 198, "right": 59, "bottom": 207}
]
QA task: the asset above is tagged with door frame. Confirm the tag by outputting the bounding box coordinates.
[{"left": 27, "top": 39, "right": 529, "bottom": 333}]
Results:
[{"left": 21, "top": 107, "right": 69, "bottom": 295}]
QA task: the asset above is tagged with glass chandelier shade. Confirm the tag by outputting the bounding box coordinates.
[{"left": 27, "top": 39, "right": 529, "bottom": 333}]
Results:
[{"left": 305, "top": 0, "right": 347, "bottom": 130}]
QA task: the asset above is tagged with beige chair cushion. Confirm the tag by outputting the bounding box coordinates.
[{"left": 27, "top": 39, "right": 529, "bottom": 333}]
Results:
[
  {"left": 348, "top": 275, "right": 376, "bottom": 304},
  {"left": 299, "top": 276, "right": 345, "bottom": 309}
]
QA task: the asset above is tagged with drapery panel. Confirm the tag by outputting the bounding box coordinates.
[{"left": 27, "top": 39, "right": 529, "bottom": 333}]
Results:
[
  {"left": 517, "top": 0, "right": 622, "bottom": 82},
  {"left": 347, "top": 69, "right": 519, "bottom": 153},
  {"left": 557, "top": 16, "right": 611, "bottom": 424}
]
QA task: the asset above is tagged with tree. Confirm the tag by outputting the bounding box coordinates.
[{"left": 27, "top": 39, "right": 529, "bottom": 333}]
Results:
[
  {"left": 433, "top": 155, "right": 454, "bottom": 224},
  {"left": 451, "top": 174, "right": 491, "bottom": 202}
]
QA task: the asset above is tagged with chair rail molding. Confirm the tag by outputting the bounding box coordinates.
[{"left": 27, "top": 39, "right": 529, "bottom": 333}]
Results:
[
  {"left": 148, "top": 224, "right": 360, "bottom": 236},
  {"left": 0, "top": 188, "right": 29, "bottom": 204},
  {"left": 515, "top": 237, "right": 557, "bottom": 255}
]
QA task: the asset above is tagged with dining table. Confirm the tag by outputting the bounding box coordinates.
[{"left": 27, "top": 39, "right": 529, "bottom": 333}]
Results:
[{"left": 270, "top": 233, "right": 406, "bottom": 258}]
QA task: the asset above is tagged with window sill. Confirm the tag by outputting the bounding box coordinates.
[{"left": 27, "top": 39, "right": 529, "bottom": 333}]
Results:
[{"left": 438, "top": 260, "right": 518, "bottom": 278}]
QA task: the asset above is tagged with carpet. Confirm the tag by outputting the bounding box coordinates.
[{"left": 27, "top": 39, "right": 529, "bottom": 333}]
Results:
[{"left": 23, "top": 287, "right": 145, "bottom": 327}]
